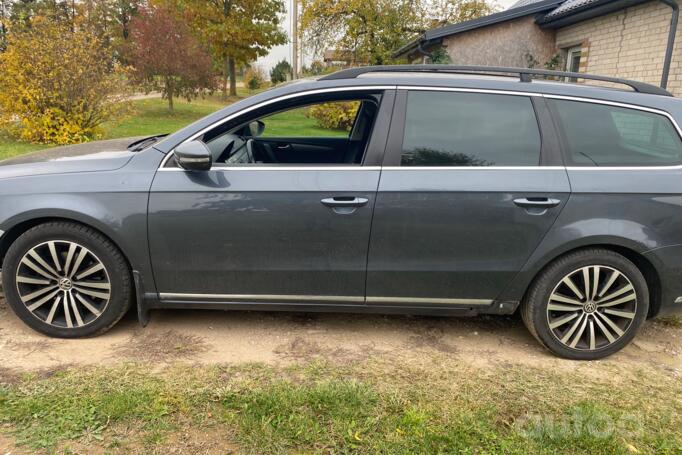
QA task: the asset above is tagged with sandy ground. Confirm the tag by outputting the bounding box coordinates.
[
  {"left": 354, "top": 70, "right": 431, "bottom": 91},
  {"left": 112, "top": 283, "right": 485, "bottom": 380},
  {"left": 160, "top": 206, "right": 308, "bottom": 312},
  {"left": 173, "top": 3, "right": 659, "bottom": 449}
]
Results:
[{"left": 1, "top": 292, "right": 680, "bottom": 378}]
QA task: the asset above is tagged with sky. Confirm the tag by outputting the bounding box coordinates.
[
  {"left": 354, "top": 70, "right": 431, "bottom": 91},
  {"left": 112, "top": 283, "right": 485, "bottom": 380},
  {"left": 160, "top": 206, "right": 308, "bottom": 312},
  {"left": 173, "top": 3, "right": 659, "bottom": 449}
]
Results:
[{"left": 256, "top": 0, "right": 522, "bottom": 71}]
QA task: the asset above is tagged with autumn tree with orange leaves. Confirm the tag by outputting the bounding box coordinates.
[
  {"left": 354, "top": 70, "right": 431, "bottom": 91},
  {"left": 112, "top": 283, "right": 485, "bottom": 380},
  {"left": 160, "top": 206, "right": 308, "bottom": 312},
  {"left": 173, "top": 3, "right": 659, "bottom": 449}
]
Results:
[
  {"left": 129, "top": 5, "right": 215, "bottom": 111},
  {"left": 157, "top": 0, "right": 287, "bottom": 99}
]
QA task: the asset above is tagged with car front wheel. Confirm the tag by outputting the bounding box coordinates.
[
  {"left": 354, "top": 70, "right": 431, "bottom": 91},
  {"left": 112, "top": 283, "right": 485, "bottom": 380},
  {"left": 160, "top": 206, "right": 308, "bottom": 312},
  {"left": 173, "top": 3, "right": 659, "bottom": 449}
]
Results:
[
  {"left": 2, "top": 222, "right": 132, "bottom": 338},
  {"left": 521, "top": 248, "right": 649, "bottom": 360}
]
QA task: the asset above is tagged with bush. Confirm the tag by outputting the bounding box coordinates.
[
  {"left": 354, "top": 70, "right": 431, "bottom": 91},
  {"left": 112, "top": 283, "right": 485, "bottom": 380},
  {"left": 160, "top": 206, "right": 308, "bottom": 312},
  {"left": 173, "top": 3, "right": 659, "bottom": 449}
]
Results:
[
  {"left": 0, "top": 20, "right": 130, "bottom": 144},
  {"left": 270, "top": 59, "right": 292, "bottom": 84},
  {"left": 308, "top": 101, "right": 360, "bottom": 131},
  {"left": 244, "top": 67, "right": 266, "bottom": 91}
]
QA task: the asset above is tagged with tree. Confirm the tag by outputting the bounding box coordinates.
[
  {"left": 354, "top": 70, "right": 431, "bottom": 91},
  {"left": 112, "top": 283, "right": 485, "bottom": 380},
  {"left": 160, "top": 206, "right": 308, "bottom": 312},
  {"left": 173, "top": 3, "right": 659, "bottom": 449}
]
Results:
[
  {"left": 129, "top": 5, "right": 215, "bottom": 111},
  {"left": 3, "top": 1, "right": 141, "bottom": 56},
  {"left": 158, "top": 0, "right": 287, "bottom": 98},
  {"left": 0, "top": 18, "right": 129, "bottom": 144},
  {"left": 77, "top": 0, "right": 142, "bottom": 47},
  {"left": 8, "top": 0, "right": 77, "bottom": 27},
  {"left": 270, "top": 59, "right": 292, "bottom": 84},
  {"left": 300, "top": 0, "right": 496, "bottom": 65},
  {"left": 0, "top": 0, "right": 10, "bottom": 51},
  {"left": 429, "top": 46, "right": 452, "bottom": 64}
]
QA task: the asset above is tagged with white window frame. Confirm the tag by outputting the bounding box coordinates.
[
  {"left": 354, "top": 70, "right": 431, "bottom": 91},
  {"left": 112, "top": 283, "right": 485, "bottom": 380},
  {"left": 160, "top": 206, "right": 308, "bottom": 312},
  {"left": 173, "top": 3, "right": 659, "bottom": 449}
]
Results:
[{"left": 565, "top": 46, "right": 582, "bottom": 73}]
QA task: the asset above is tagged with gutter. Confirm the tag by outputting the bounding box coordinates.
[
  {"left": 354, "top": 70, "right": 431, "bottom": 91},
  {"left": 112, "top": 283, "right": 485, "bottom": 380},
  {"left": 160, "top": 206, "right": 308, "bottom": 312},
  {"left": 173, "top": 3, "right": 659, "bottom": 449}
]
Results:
[
  {"left": 416, "top": 41, "right": 434, "bottom": 60},
  {"left": 660, "top": 0, "right": 678, "bottom": 89}
]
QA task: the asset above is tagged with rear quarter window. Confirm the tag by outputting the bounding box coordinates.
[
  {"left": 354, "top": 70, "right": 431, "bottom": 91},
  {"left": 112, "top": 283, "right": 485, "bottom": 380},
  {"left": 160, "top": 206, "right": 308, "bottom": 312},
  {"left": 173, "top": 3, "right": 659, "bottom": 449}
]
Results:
[{"left": 551, "top": 99, "right": 682, "bottom": 166}]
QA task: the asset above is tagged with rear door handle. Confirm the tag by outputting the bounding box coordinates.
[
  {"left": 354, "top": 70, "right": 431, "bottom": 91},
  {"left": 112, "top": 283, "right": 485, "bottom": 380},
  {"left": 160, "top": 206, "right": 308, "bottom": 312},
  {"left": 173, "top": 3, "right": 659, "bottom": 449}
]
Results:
[
  {"left": 321, "top": 197, "right": 369, "bottom": 208},
  {"left": 513, "top": 197, "right": 561, "bottom": 208}
]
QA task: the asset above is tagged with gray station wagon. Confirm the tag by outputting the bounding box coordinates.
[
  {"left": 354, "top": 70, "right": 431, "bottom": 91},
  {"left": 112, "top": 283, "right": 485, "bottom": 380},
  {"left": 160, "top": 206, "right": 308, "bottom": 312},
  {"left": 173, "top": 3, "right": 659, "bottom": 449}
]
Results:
[{"left": 2, "top": 65, "right": 682, "bottom": 360}]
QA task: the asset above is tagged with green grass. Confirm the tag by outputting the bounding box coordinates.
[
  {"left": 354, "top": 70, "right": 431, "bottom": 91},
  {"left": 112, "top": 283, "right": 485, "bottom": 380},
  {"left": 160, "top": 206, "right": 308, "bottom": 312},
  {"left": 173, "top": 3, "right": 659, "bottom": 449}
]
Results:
[
  {"left": 263, "top": 108, "right": 349, "bottom": 138},
  {"left": 102, "top": 96, "right": 229, "bottom": 139},
  {"left": 0, "top": 360, "right": 680, "bottom": 453},
  {"left": 0, "top": 133, "right": 49, "bottom": 160}
]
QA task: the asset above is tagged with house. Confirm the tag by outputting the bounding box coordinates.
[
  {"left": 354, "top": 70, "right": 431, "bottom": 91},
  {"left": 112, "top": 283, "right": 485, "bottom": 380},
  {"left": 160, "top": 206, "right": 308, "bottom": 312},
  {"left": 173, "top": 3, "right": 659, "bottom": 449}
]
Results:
[
  {"left": 393, "top": 0, "right": 681, "bottom": 95},
  {"left": 323, "top": 49, "right": 363, "bottom": 68}
]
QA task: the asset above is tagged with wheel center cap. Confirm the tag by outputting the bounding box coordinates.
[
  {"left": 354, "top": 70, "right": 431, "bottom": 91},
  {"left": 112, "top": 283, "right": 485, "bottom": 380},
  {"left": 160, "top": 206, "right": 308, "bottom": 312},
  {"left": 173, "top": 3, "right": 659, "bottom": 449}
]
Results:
[
  {"left": 583, "top": 301, "right": 597, "bottom": 313},
  {"left": 58, "top": 277, "right": 73, "bottom": 291}
]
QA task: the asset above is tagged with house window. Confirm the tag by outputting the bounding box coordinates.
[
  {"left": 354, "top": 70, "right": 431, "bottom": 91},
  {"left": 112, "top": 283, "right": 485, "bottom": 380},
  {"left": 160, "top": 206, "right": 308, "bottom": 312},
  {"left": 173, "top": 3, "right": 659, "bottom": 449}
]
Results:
[{"left": 565, "top": 46, "right": 582, "bottom": 81}]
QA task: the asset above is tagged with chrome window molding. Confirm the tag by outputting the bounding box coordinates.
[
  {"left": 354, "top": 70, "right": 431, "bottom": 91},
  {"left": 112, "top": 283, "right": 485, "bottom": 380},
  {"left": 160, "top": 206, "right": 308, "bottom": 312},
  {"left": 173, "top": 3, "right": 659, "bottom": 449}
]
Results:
[
  {"left": 158, "top": 84, "right": 682, "bottom": 172},
  {"left": 160, "top": 166, "right": 382, "bottom": 172},
  {"left": 159, "top": 293, "right": 364, "bottom": 303},
  {"left": 396, "top": 85, "right": 542, "bottom": 97},
  {"left": 366, "top": 296, "right": 492, "bottom": 305},
  {"left": 380, "top": 166, "right": 564, "bottom": 171}
]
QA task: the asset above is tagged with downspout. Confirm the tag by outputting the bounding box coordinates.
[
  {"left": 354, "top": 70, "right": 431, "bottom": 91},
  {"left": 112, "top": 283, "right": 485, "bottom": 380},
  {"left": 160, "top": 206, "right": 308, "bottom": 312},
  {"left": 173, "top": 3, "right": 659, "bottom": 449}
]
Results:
[
  {"left": 417, "top": 41, "right": 434, "bottom": 63},
  {"left": 660, "top": 0, "right": 678, "bottom": 89}
]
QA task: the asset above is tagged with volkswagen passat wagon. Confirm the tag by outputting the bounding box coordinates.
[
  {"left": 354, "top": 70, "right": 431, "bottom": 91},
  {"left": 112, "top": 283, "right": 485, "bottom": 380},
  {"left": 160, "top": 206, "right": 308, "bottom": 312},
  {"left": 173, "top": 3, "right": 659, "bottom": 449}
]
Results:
[{"left": 2, "top": 65, "right": 682, "bottom": 360}]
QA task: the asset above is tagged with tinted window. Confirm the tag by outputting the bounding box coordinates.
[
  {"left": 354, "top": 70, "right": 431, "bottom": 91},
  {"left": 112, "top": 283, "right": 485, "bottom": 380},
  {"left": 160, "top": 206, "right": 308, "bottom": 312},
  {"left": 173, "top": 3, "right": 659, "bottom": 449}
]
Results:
[
  {"left": 553, "top": 100, "right": 682, "bottom": 166},
  {"left": 400, "top": 91, "right": 541, "bottom": 167}
]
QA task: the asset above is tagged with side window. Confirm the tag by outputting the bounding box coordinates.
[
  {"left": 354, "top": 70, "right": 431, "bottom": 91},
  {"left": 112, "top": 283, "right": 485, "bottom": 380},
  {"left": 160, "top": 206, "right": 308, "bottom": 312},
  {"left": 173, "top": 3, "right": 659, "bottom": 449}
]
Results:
[
  {"left": 202, "top": 97, "right": 379, "bottom": 166},
  {"left": 552, "top": 99, "right": 682, "bottom": 166},
  {"left": 400, "top": 91, "right": 541, "bottom": 167}
]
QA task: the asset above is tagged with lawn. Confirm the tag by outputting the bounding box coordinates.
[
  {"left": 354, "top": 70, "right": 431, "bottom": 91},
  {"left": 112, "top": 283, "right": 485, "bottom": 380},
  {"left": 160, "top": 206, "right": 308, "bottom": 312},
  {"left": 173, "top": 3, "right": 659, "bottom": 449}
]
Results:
[
  {"left": 102, "top": 96, "right": 229, "bottom": 139},
  {"left": 0, "top": 359, "right": 679, "bottom": 453},
  {"left": 0, "top": 90, "right": 348, "bottom": 162},
  {"left": 0, "top": 97, "right": 230, "bottom": 161}
]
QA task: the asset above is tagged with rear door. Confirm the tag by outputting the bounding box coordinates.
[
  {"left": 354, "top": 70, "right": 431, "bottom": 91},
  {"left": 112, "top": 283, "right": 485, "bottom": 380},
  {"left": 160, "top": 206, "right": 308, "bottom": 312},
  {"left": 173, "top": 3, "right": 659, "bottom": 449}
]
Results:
[{"left": 366, "top": 88, "right": 570, "bottom": 308}]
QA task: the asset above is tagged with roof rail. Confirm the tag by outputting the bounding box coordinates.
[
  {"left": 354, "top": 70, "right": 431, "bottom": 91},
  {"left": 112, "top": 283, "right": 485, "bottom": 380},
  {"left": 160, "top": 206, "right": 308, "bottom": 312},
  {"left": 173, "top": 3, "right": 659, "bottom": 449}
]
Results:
[{"left": 318, "top": 65, "right": 673, "bottom": 97}]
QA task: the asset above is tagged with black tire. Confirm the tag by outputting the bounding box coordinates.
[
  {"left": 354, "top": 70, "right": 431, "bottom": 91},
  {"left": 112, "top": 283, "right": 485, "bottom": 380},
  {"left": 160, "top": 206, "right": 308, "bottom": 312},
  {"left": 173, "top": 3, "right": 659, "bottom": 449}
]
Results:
[
  {"left": 1, "top": 222, "right": 133, "bottom": 338},
  {"left": 521, "top": 248, "right": 649, "bottom": 360}
]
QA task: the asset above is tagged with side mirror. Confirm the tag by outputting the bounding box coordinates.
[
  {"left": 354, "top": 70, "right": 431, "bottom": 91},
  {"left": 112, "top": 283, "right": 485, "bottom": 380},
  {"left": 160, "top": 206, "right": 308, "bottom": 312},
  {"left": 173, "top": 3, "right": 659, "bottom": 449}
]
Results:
[
  {"left": 248, "top": 120, "right": 265, "bottom": 137},
  {"left": 173, "top": 140, "right": 212, "bottom": 171}
]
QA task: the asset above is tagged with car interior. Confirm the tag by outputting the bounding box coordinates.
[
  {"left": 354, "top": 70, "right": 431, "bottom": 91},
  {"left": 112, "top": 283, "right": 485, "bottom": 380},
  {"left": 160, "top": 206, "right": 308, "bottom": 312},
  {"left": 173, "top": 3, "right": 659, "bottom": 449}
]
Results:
[{"left": 198, "top": 93, "right": 382, "bottom": 167}]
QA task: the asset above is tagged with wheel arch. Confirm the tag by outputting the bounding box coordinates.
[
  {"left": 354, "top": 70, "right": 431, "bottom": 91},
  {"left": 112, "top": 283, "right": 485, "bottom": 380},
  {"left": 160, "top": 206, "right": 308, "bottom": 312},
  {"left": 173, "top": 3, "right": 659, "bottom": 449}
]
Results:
[
  {"left": 0, "top": 216, "right": 135, "bottom": 285},
  {"left": 520, "top": 243, "right": 662, "bottom": 318}
]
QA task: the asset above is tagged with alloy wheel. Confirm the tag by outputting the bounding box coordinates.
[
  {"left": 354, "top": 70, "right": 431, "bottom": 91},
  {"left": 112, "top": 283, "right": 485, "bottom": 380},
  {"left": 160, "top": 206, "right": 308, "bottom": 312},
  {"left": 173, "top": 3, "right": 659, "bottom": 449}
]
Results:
[
  {"left": 15, "top": 240, "right": 111, "bottom": 328},
  {"left": 546, "top": 265, "right": 637, "bottom": 351}
]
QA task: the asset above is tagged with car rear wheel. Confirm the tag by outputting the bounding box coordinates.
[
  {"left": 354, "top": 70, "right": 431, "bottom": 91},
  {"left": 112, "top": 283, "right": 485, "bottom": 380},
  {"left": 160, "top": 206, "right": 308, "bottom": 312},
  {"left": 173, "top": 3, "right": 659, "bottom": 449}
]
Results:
[
  {"left": 521, "top": 248, "right": 649, "bottom": 360},
  {"left": 2, "top": 222, "right": 132, "bottom": 338}
]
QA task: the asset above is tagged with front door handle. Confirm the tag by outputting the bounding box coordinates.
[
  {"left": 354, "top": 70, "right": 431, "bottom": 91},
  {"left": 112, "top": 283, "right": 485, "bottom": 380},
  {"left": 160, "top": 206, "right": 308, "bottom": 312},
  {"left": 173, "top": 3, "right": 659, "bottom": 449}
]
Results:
[
  {"left": 321, "top": 197, "right": 369, "bottom": 208},
  {"left": 513, "top": 197, "right": 561, "bottom": 208}
]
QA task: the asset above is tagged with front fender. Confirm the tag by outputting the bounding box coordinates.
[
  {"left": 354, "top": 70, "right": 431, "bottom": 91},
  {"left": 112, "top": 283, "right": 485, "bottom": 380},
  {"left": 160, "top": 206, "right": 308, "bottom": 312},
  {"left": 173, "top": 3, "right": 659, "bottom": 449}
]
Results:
[{"left": 0, "top": 149, "right": 161, "bottom": 294}]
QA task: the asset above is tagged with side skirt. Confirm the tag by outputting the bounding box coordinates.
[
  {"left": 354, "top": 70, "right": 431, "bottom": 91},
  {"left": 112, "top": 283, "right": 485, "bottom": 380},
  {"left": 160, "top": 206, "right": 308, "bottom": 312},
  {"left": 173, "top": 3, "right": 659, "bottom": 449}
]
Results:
[{"left": 146, "top": 295, "right": 519, "bottom": 317}]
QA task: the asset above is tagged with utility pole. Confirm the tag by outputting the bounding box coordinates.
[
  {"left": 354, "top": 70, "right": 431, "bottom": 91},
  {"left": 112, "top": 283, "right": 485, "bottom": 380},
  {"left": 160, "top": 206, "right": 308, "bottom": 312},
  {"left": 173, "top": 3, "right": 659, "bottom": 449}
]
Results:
[{"left": 292, "top": 0, "right": 299, "bottom": 79}]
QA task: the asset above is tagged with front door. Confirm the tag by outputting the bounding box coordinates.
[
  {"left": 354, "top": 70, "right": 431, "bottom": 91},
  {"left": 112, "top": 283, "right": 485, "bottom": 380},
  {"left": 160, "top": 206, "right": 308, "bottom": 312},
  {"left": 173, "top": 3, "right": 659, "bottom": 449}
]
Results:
[
  {"left": 366, "top": 89, "right": 570, "bottom": 307},
  {"left": 148, "top": 89, "right": 393, "bottom": 304}
]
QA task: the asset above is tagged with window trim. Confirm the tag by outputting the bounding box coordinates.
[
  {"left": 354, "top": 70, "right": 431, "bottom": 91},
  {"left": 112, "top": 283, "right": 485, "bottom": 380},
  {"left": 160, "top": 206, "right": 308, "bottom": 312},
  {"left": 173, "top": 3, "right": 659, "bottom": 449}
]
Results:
[
  {"left": 546, "top": 94, "right": 682, "bottom": 170},
  {"left": 157, "top": 85, "right": 682, "bottom": 171},
  {"left": 384, "top": 88, "right": 546, "bottom": 168}
]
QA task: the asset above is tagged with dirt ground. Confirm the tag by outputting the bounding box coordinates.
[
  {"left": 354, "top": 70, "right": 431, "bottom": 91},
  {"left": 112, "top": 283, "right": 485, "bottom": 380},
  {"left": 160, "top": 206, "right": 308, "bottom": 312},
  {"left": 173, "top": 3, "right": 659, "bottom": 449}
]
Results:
[{"left": 1, "top": 293, "right": 680, "bottom": 378}]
